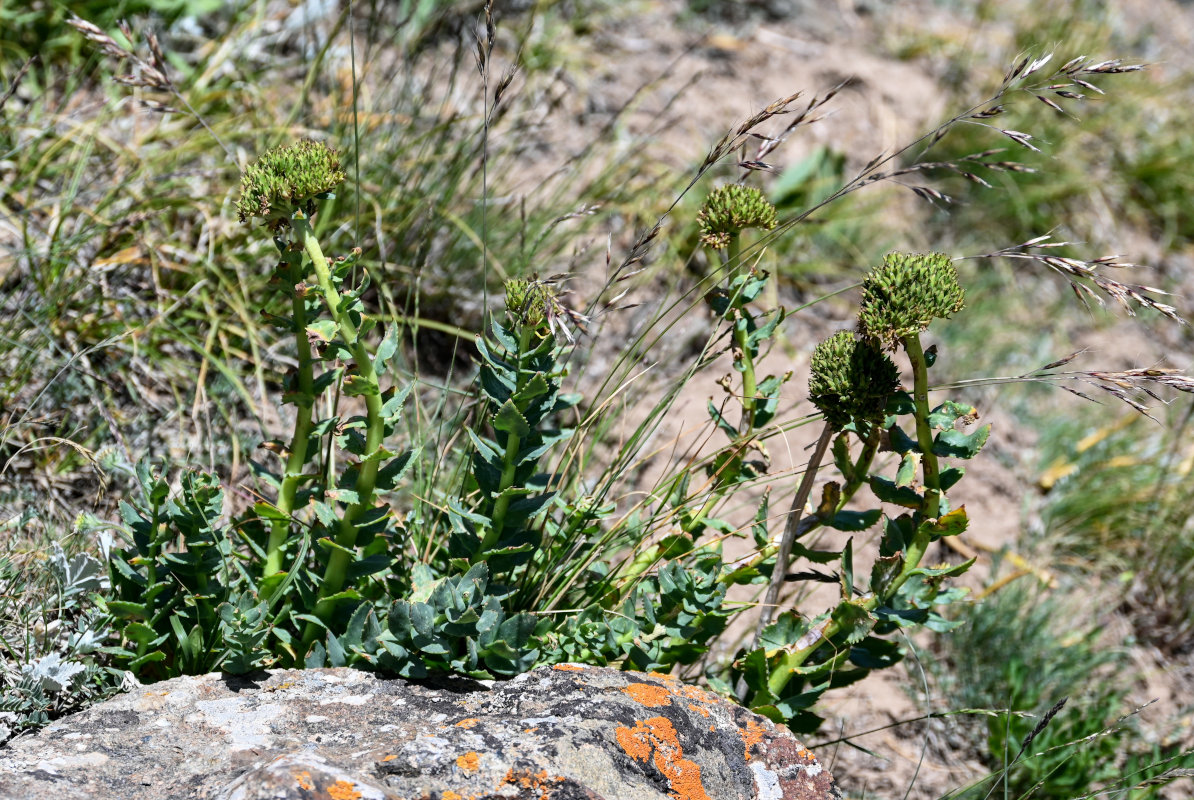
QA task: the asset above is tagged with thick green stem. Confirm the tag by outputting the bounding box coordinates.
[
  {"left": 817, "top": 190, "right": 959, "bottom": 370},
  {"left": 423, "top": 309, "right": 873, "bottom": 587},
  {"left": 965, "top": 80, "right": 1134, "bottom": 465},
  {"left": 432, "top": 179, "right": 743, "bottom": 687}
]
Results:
[
  {"left": 478, "top": 324, "right": 534, "bottom": 559},
  {"left": 726, "top": 232, "right": 742, "bottom": 282},
  {"left": 726, "top": 233, "right": 758, "bottom": 433},
  {"left": 902, "top": 333, "right": 942, "bottom": 519},
  {"left": 262, "top": 258, "right": 317, "bottom": 591},
  {"left": 292, "top": 215, "right": 386, "bottom": 648},
  {"left": 765, "top": 341, "right": 944, "bottom": 697},
  {"left": 764, "top": 523, "right": 931, "bottom": 697},
  {"left": 734, "top": 321, "right": 758, "bottom": 434}
]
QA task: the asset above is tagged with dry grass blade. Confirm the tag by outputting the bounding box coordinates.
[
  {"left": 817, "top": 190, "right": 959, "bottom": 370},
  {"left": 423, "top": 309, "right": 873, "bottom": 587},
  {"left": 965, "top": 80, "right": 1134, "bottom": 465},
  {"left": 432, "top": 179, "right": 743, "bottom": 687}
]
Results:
[{"left": 0, "top": 56, "right": 35, "bottom": 113}]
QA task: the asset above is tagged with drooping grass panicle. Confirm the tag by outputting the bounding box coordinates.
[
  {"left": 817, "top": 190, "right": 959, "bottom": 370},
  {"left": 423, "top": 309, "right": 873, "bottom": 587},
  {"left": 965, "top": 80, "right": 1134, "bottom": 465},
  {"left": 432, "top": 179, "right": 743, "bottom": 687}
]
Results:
[
  {"left": 737, "top": 50, "right": 1147, "bottom": 261},
  {"left": 66, "top": 15, "right": 230, "bottom": 153},
  {"left": 965, "top": 235, "right": 1186, "bottom": 324}
]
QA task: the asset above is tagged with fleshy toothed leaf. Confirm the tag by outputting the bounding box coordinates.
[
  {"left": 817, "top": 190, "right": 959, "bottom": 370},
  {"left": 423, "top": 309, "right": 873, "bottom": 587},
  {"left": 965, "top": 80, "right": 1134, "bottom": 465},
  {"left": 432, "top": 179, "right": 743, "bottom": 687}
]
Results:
[
  {"left": 831, "top": 599, "right": 876, "bottom": 644},
  {"left": 933, "top": 425, "right": 991, "bottom": 459},
  {"left": 922, "top": 506, "right": 968, "bottom": 537},
  {"left": 825, "top": 509, "right": 881, "bottom": 532},
  {"left": 895, "top": 453, "right": 919, "bottom": 487},
  {"left": 927, "top": 400, "right": 978, "bottom": 431},
  {"left": 492, "top": 400, "right": 531, "bottom": 438},
  {"left": 870, "top": 553, "right": 904, "bottom": 599},
  {"left": 909, "top": 557, "right": 976, "bottom": 579},
  {"left": 375, "top": 448, "right": 417, "bottom": 491},
  {"left": 869, "top": 476, "right": 923, "bottom": 508},
  {"left": 940, "top": 466, "right": 965, "bottom": 491}
]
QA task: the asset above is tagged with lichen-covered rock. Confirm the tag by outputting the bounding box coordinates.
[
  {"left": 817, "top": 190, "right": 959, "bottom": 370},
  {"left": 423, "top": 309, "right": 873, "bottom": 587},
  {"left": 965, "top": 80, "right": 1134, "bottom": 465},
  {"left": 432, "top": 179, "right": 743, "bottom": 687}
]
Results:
[{"left": 0, "top": 664, "right": 839, "bottom": 800}]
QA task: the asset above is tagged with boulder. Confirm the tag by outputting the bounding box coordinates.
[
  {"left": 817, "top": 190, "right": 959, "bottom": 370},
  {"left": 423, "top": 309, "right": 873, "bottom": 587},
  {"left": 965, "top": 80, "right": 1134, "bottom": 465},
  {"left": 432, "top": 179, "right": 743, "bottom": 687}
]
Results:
[{"left": 0, "top": 663, "right": 839, "bottom": 799}]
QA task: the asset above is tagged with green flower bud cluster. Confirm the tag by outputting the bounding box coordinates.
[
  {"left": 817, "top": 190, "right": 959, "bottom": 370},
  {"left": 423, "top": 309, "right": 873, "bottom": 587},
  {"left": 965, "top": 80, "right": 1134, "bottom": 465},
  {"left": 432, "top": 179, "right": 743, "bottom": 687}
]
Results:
[
  {"left": 809, "top": 331, "right": 900, "bottom": 431},
  {"left": 858, "top": 252, "right": 965, "bottom": 348},
  {"left": 504, "top": 278, "right": 556, "bottom": 332},
  {"left": 236, "top": 139, "right": 346, "bottom": 228},
  {"left": 697, "top": 185, "right": 778, "bottom": 250}
]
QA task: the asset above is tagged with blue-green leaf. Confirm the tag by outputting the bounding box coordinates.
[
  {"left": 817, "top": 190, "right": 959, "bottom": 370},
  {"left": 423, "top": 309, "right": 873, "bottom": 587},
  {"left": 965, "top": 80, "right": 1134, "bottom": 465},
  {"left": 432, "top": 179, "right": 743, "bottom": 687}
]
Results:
[
  {"left": 326, "top": 632, "right": 347, "bottom": 667},
  {"left": 707, "top": 400, "right": 738, "bottom": 439},
  {"left": 514, "top": 372, "right": 551, "bottom": 403},
  {"left": 305, "top": 319, "right": 339, "bottom": 346},
  {"left": 489, "top": 318, "right": 519, "bottom": 354},
  {"left": 305, "top": 641, "right": 327, "bottom": 668},
  {"left": 940, "top": 466, "right": 965, "bottom": 491},
  {"left": 375, "top": 448, "right": 417, "bottom": 491}
]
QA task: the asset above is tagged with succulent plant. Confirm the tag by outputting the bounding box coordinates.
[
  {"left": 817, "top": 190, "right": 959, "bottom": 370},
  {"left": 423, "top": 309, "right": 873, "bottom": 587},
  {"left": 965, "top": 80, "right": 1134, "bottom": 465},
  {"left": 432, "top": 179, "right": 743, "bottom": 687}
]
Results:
[
  {"left": 235, "top": 139, "right": 345, "bottom": 229},
  {"left": 697, "top": 184, "right": 778, "bottom": 250},
  {"left": 858, "top": 252, "right": 965, "bottom": 348},
  {"left": 808, "top": 331, "right": 901, "bottom": 431}
]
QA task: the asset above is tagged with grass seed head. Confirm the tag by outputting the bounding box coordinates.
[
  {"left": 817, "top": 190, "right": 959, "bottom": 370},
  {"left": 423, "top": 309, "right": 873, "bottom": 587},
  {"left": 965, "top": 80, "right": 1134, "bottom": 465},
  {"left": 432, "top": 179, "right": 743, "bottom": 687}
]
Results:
[
  {"left": 859, "top": 251, "right": 965, "bottom": 348},
  {"left": 809, "top": 331, "right": 901, "bottom": 431},
  {"left": 237, "top": 139, "right": 346, "bottom": 228},
  {"left": 697, "top": 184, "right": 778, "bottom": 250}
]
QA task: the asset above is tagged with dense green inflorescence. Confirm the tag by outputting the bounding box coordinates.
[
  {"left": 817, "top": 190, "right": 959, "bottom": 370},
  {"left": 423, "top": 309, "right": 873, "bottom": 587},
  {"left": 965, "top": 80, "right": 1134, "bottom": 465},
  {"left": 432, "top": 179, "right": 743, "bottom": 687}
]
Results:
[
  {"left": 697, "top": 184, "right": 778, "bottom": 249},
  {"left": 858, "top": 252, "right": 965, "bottom": 347},
  {"left": 808, "top": 331, "right": 901, "bottom": 431},
  {"left": 235, "top": 139, "right": 346, "bottom": 228},
  {"left": 503, "top": 277, "right": 561, "bottom": 336}
]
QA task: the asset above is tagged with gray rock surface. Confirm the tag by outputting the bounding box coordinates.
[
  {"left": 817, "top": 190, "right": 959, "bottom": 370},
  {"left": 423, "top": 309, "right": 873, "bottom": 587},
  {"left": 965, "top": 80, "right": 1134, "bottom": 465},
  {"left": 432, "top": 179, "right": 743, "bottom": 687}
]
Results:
[{"left": 0, "top": 664, "right": 839, "bottom": 799}]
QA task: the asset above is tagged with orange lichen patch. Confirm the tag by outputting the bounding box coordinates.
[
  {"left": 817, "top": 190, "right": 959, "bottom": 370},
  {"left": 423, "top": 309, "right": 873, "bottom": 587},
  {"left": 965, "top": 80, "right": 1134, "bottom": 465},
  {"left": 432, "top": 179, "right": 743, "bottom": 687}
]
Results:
[
  {"left": 455, "top": 718, "right": 479, "bottom": 728},
  {"left": 616, "top": 716, "right": 712, "bottom": 800},
  {"left": 381, "top": 754, "right": 398, "bottom": 762},
  {"left": 327, "top": 779, "right": 363, "bottom": 800},
  {"left": 792, "top": 742, "right": 818, "bottom": 763},
  {"left": 673, "top": 684, "right": 714, "bottom": 703},
  {"left": 456, "top": 751, "right": 481, "bottom": 774},
  {"left": 649, "top": 671, "right": 678, "bottom": 682},
  {"left": 740, "top": 718, "right": 767, "bottom": 761},
  {"left": 615, "top": 721, "right": 653, "bottom": 763},
  {"left": 622, "top": 682, "right": 673, "bottom": 707},
  {"left": 687, "top": 703, "right": 710, "bottom": 718},
  {"left": 523, "top": 727, "right": 539, "bottom": 734},
  {"left": 294, "top": 770, "right": 314, "bottom": 791},
  {"left": 552, "top": 663, "right": 584, "bottom": 671},
  {"left": 498, "top": 768, "right": 567, "bottom": 799},
  {"left": 442, "top": 792, "right": 463, "bottom": 800}
]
